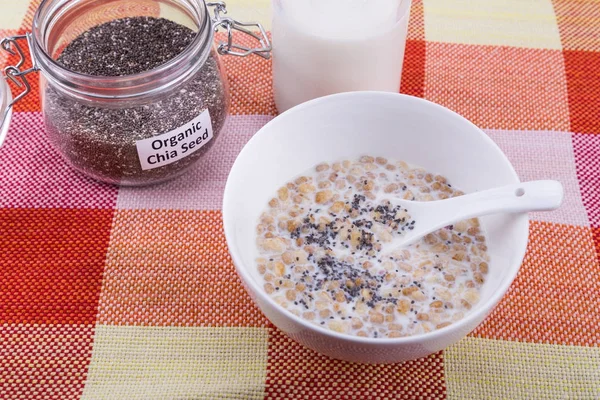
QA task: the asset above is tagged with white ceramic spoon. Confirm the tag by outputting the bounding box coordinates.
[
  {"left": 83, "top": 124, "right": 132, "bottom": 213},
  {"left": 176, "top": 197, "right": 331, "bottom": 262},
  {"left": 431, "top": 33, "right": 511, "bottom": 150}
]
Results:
[{"left": 381, "top": 180, "right": 564, "bottom": 250}]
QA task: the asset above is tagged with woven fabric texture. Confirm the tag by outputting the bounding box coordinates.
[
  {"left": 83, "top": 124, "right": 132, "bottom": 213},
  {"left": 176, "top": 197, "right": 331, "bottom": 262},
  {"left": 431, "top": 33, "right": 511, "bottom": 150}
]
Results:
[{"left": 0, "top": 0, "right": 599, "bottom": 399}]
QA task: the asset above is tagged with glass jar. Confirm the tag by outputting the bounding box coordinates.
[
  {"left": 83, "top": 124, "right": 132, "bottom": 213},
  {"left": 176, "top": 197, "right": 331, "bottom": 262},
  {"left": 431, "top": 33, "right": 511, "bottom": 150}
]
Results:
[{"left": 0, "top": 0, "right": 270, "bottom": 186}]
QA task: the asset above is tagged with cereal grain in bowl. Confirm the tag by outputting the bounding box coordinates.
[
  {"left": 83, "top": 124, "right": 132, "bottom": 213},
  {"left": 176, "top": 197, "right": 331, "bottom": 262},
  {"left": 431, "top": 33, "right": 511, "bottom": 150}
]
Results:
[
  {"left": 256, "top": 156, "right": 489, "bottom": 339},
  {"left": 222, "top": 91, "right": 529, "bottom": 363}
]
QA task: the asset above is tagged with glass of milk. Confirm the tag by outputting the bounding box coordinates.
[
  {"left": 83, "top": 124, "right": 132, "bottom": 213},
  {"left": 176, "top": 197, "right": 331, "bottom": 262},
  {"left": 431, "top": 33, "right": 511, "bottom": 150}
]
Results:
[{"left": 272, "top": 0, "right": 412, "bottom": 113}]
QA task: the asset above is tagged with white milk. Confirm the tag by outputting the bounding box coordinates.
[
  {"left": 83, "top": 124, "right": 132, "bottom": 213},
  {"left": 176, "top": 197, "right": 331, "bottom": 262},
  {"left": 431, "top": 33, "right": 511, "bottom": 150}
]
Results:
[
  {"left": 255, "top": 156, "right": 488, "bottom": 338},
  {"left": 272, "top": 0, "right": 411, "bottom": 113}
]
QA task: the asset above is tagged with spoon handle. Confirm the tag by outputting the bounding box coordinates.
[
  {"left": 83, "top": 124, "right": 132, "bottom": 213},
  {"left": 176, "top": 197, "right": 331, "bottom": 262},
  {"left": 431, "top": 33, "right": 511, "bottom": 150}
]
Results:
[{"left": 421, "top": 180, "right": 564, "bottom": 225}]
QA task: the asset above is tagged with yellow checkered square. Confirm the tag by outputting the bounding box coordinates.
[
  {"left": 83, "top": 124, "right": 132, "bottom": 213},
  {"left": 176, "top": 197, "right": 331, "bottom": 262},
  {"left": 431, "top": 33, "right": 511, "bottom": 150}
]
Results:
[
  {"left": 423, "top": 0, "right": 562, "bottom": 49},
  {"left": 445, "top": 337, "right": 600, "bottom": 399},
  {"left": 81, "top": 326, "right": 269, "bottom": 399}
]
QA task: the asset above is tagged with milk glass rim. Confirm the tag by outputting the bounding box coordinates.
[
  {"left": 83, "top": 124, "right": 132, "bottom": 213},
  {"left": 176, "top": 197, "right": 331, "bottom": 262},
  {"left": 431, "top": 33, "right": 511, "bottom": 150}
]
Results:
[{"left": 272, "top": 0, "right": 412, "bottom": 40}]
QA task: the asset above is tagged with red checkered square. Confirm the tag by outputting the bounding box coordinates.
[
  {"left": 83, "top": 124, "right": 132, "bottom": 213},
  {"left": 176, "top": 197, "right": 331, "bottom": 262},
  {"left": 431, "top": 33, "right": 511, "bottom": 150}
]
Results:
[
  {"left": 0, "top": 208, "right": 113, "bottom": 324},
  {"left": 564, "top": 49, "right": 600, "bottom": 135},
  {"left": 425, "top": 43, "right": 570, "bottom": 131},
  {"left": 401, "top": 40, "right": 426, "bottom": 98}
]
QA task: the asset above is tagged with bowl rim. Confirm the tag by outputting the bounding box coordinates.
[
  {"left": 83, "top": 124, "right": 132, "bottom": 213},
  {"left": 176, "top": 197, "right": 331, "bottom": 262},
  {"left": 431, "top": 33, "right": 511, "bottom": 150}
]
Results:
[{"left": 223, "top": 91, "right": 529, "bottom": 345}]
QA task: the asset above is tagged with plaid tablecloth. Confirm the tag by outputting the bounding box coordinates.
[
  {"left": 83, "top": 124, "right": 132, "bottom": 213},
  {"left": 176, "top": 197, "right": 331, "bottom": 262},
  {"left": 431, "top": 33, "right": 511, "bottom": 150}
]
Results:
[{"left": 1, "top": 0, "right": 599, "bottom": 399}]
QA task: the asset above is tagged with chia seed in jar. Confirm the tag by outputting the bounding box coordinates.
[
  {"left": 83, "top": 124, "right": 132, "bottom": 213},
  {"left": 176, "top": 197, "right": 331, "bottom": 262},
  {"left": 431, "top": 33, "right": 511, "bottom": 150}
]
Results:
[{"left": 44, "top": 16, "right": 229, "bottom": 185}]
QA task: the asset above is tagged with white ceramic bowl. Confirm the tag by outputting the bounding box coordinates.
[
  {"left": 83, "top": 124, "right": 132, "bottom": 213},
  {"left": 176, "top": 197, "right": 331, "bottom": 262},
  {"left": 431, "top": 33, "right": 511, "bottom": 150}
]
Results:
[{"left": 223, "top": 92, "right": 528, "bottom": 364}]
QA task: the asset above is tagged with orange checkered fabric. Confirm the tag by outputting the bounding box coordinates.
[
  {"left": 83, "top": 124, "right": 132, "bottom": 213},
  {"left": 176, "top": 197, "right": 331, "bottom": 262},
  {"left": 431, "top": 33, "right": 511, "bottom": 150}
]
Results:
[{"left": 1, "top": 0, "right": 599, "bottom": 399}]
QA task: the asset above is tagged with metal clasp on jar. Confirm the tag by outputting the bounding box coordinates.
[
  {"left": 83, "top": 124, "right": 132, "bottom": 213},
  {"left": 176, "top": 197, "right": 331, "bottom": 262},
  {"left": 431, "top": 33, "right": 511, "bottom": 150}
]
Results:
[
  {"left": 0, "top": 34, "right": 39, "bottom": 147},
  {"left": 207, "top": 1, "right": 272, "bottom": 59}
]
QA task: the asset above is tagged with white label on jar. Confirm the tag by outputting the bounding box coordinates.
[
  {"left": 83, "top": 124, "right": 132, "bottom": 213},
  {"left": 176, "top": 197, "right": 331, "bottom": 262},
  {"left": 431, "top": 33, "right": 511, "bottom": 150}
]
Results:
[{"left": 136, "top": 109, "right": 214, "bottom": 171}]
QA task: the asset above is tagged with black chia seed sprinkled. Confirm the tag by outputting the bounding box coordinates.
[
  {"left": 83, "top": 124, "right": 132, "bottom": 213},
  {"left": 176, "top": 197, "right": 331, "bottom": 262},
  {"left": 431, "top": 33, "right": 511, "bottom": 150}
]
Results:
[
  {"left": 315, "top": 255, "right": 385, "bottom": 301},
  {"left": 280, "top": 188, "right": 418, "bottom": 311}
]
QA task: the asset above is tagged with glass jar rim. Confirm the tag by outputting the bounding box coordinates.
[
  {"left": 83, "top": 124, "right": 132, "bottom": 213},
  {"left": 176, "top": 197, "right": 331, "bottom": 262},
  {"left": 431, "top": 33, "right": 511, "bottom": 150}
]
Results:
[{"left": 31, "top": 0, "right": 214, "bottom": 101}]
